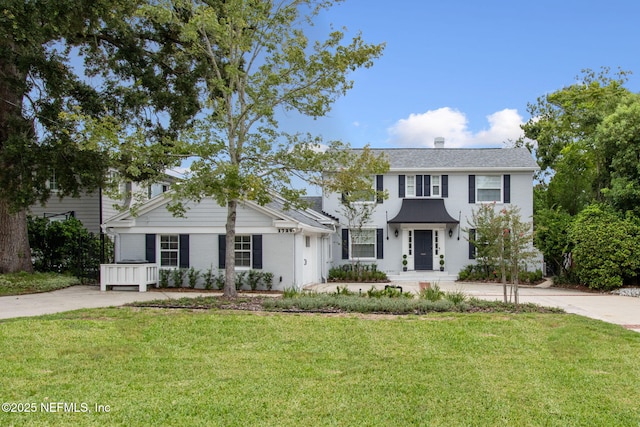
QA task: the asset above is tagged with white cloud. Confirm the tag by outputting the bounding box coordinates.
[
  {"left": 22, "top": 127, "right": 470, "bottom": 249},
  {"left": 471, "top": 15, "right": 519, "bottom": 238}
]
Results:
[{"left": 387, "top": 107, "right": 524, "bottom": 148}]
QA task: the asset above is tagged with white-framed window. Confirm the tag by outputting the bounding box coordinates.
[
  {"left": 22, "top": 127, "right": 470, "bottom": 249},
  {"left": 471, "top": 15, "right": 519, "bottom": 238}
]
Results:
[
  {"left": 235, "top": 235, "right": 252, "bottom": 267},
  {"left": 476, "top": 175, "right": 502, "bottom": 202},
  {"left": 160, "top": 235, "right": 179, "bottom": 267},
  {"left": 406, "top": 176, "right": 416, "bottom": 197},
  {"left": 431, "top": 175, "right": 441, "bottom": 197},
  {"left": 350, "top": 229, "right": 376, "bottom": 259},
  {"left": 48, "top": 173, "right": 59, "bottom": 192},
  {"left": 349, "top": 176, "right": 376, "bottom": 203}
]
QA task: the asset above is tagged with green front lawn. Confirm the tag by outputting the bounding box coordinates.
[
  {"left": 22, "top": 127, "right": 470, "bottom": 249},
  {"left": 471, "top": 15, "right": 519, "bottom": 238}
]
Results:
[
  {"left": 1, "top": 308, "right": 639, "bottom": 426},
  {"left": 0, "top": 272, "right": 79, "bottom": 296}
]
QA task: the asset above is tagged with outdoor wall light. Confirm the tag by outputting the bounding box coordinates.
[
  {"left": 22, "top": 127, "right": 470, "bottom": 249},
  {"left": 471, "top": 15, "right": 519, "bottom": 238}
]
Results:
[
  {"left": 394, "top": 229, "right": 399, "bottom": 238},
  {"left": 448, "top": 228, "right": 453, "bottom": 238}
]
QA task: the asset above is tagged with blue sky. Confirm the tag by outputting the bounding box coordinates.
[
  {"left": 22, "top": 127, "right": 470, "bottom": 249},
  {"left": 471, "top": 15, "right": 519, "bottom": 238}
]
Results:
[{"left": 280, "top": 0, "right": 640, "bottom": 149}]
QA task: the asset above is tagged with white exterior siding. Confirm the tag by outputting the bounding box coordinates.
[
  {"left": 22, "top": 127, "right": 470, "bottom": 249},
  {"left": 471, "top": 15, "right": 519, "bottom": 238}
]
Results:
[
  {"left": 323, "top": 147, "right": 540, "bottom": 278},
  {"left": 29, "top": 190, "right": 101, "bottom": 233},
  {"left": 135, "top": 199, "right": 273, "bottom": 229},
  {"left": 118, "top": 234, "right": 146, "bottom": 261}
]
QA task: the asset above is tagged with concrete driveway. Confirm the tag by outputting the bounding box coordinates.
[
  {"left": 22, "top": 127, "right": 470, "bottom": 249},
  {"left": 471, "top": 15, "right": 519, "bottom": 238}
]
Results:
[{"left": 1, "top": 283, "right": 639, "bottom": 332}]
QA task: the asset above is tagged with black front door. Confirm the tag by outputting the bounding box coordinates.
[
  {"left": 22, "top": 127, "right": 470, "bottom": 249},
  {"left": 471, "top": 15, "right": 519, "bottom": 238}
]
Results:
[{"left": 414, "top": 230, "right": 433, "bottom": 270}]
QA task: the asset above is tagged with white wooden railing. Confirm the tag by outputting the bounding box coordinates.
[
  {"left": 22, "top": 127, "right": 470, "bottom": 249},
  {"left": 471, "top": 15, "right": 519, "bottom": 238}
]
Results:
[{"left": 100, "top": 263, "right": 158, "bottom": 292}]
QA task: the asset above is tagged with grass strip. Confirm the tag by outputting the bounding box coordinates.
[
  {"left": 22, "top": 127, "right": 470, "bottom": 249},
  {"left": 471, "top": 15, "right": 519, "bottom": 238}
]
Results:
[
  {"left": 0, "top": 308, "right": 638, "bottom": 426},
  {"left": 0, "top": 272, "right": 79, "bottom": 296}
]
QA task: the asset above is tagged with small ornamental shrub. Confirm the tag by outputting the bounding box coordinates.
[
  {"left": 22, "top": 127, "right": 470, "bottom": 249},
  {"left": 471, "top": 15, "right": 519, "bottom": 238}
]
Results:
[
  {"left": 171, "top": 268, "right": 186, "bottom": 288},
  {"left": 188, "top": 267, "right": 200, "bottom": 289},
  {"left": 215, "top": 270, "right": 225, "bottom": 290},
  {"left": 235, "top": 271, "right": 247, "bottom": 290},
  {"left": 444, "top": 290, "right": 467, "bottom": 305},
  {"left": 158, "top": 269, "right": 171, "bottom": 288},
  {"left": 247, "top": 270, "right": 261, "bottom": 291},
  {"left": 419, "top": 283, "right": 444, "bottom": 301},
  {"left": 202, "top": 268, "right": 214, "bottom": 290},
  {"left": 262, "top": 272, "right": 274, "bottom": 291},
  {"left": 328, "top": 263, "right": 388, "bottom": 282}
]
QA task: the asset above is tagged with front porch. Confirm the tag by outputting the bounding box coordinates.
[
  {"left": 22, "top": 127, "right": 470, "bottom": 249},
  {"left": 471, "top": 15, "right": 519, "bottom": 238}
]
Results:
[{"left": 100, "top": 263, "right": 158, "bottom": 292}]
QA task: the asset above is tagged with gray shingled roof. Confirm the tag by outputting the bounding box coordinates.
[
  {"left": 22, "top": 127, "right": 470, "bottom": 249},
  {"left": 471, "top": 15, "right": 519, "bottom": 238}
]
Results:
[
  {"left": 265, "top": 196, "right": 333, "bottom": 231},
  {"left": 353, "top": 147, "right": 539, "bottom": 170}
]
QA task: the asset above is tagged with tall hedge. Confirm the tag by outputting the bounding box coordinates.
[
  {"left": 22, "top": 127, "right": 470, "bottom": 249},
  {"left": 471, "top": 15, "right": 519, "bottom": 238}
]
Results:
[{"left": 569, "top": 204, "right": 640, "bottom": 289}]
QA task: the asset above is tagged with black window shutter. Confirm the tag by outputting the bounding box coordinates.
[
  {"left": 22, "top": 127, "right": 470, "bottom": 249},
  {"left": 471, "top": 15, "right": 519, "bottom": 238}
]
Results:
[
  {"left": 218, "top": 235, "right": 226, "bottom": 268},
  {"left": 145, "top": 234, "right": 156, "bottom": 263},
  {"left": 469, "top": 229, "right": 476, "bottom": 259},
  {"left": 376, "top": 228, "right": 384, "bottom": 259},
  {"left": 503, "top": 174, "right": 511, "bottom": 203},
  {"left": 442, "top": 175, "right": 449, "bottom": 198},
  {"left": 469, "top": 175, "right": 476, "bottom": 203},
  {"left": 179, "top": 234, "right": 189, "bottom": 268},
  {"left": 416, "top": 175, "right": 423, "bottom": 197},
  {"left": 398, "top": 175, "right": 405, "bottom": 198},
  {"left": 376, "top": 175, "right": 384, "bottom": 204},
  {"left": 424, "top": 175, "right": 431, "bottom": 197},
  {"left": 341, "top": 228, "right": 349, "bottom": 260},
  {"left": 252, "top": 235, "right": 263, "bottom": 269}
]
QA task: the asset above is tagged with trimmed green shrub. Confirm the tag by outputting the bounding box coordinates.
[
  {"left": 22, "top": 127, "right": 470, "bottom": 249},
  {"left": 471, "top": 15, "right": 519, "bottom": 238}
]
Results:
[
  {"left": 202, "top": 268, "right": 214, "bottom": 290},
  {"left": 569, "top": 204, "right": 640, "bottom": 289},
  {"left": 158, "top": 269, "right": 170, "bottom": 288},
  {"left": 171, "top": 268, "right": 186, "bottom": 288},
  {"left": 262, "top": 272, "right": 274, "bottom": 291},
  {"left": 247, "top": 270, "right": 261, "bottom": 291},
  {"left": 188, "top": 267, "right": 200, "bottom": 289},
  {"left": 27, "top": 216, "right": 109, "bottom": 283},
  {"left": 215, "top": 269, "right": 225, "bottom": 290},
  {"left": 328, "top": 263, "right": 388, "bottom": 282},
  {"left": 235, "top": 271, "right": 247, "bottom": 290}
]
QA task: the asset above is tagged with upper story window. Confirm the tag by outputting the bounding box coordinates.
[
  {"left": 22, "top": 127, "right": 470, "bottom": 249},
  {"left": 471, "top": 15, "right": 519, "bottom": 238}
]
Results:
[
  {"left": 399, "top": 174, "right": 447, "bottom": 198},
  {"left": 406, "top": 176, "right": 416, "bottom": 197},
  {"left": 476, "top": 175, "right": 502, "bottom": 202},
  {"left": 343, "top": 175, "right": 382, "bottom": 204},
  {"left": 47, "top": 173, "right": 59, "bottom": 192},
  {"left": 431, "top": 176, "right": 441, "bottom": 197},
  {"left": 469, "top": 174, "right": 510, "bottom": 204}
]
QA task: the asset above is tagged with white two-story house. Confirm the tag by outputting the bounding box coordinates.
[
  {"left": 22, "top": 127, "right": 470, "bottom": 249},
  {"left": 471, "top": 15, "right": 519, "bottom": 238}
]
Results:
[
  {"left": 98, "top": 139, "right": 540, "bottom": 290},
  {"left": 321, "top": 139, "right": 540, "bottom": 278}
]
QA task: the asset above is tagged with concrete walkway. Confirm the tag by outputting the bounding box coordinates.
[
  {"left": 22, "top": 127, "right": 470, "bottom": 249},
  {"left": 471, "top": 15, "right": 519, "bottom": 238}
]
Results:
[{"left": 1, "top": 283, "right": 639, "bottom": 333}]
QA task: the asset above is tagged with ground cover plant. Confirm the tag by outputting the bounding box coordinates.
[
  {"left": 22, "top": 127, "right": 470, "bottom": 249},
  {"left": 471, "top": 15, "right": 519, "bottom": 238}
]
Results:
[
  {"left": 0, "top": 272, "right": 79, "bottom": 296},
  {"left": 0, "top": 308, "right": 639, "bottom": 426},
  {"left": 130, "top": 287, "right": 563, "bottom": 315}
]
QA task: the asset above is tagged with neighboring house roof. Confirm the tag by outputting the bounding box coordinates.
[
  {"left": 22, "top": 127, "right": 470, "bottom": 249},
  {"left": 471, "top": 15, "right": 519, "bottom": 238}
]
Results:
[
  {"left": 353, "top": 147, "right": 539, "bottom": 171},
  {"left": 388, "top": 199, "right": 459, "bottom": 224}
]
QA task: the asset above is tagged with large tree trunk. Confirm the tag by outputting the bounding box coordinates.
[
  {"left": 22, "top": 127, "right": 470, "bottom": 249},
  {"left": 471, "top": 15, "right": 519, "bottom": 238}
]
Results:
[
  {"left": 0, "top": 43, "right": 33, "bottom": 274},
  {"left": 0, "top": 199, "right": 33, "bottom": 273},
  {"left": 224, "top": 199, "right": 238, "bottom": 298}
]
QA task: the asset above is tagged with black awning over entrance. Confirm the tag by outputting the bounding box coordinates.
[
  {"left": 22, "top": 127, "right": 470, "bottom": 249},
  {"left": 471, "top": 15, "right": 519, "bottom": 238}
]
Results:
[{"left": 388, "top": 199, "right": 459, "bottom": 224}]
